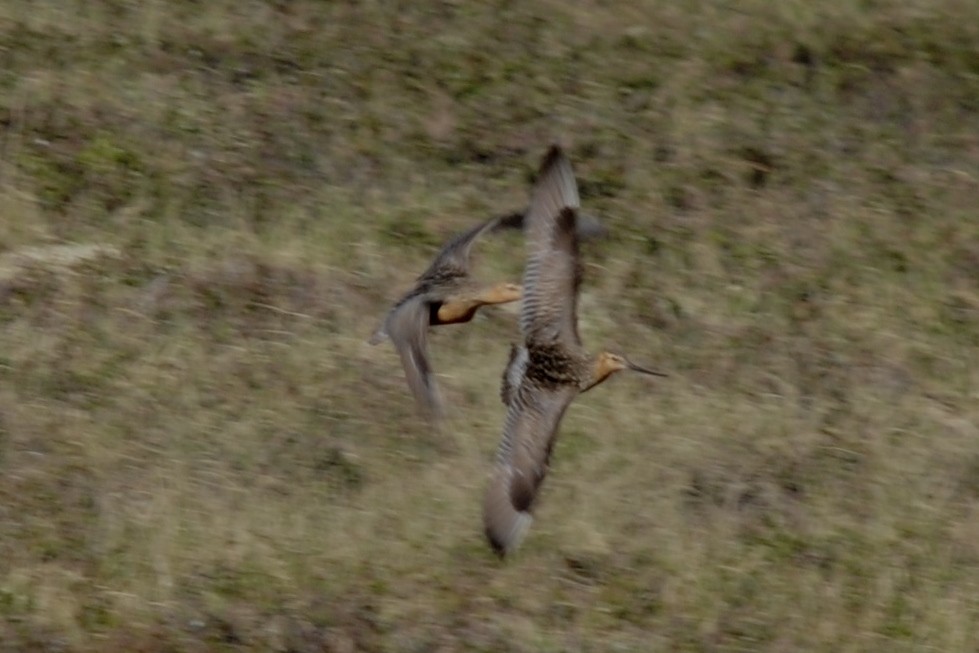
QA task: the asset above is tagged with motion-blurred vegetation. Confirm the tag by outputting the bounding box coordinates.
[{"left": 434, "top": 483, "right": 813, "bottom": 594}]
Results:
[{"left": 1, "top": 1, "right": 978, "bottom": 651}]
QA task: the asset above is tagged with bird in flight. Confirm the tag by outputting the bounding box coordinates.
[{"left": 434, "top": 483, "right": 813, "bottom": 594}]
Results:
[{"left": 483, "top": 145, "right": 666, "bottom": 557}]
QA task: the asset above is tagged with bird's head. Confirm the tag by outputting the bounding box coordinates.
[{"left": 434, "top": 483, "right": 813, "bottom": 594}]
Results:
[{"left": 584, "top": 351, "right": 668, "bottom": 392}]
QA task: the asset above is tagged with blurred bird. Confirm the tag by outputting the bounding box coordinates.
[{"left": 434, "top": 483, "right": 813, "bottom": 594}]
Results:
[
  {"left": 483, "top": 145, "right": 667, "bottom": 557},
  {"left": 369, "top": 205, "right": 606, "bottom": 421}
]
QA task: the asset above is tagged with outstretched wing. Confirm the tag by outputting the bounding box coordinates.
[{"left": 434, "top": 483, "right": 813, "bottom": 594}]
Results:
[
  {"left": 417, "top": 213, "right": 509, "bottom": 281},
  {"left": 483, "top": 381, "right": 577, "bottom": 556},
  {"left": 383, "top": 295, "right": 444, "bottom": 419},
  {"left": 519, "top": 146, "right": 583, "bottom": 347},
  {"left": 494, "top": 209, "right": 607, "bottom": 241}
]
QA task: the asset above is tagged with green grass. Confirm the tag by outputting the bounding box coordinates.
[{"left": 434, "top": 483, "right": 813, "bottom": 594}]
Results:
[{"left": 1, "top": 0, "right": 978, "bottom": 650}]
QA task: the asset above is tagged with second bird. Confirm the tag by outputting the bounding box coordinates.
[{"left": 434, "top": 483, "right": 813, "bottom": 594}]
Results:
[
  {"left": 369, "top": 214, "right": 523, "bottom": 420},
  {"left": 370, "top": 205, "right": 607, "bottom": 421}
]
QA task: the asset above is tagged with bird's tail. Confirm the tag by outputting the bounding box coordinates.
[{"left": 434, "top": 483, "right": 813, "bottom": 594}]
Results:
[{"left": 482, "top": 466, "right": 533, "bottom": 558}]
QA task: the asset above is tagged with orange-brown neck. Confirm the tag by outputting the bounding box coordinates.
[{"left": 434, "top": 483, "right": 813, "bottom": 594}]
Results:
[
  {"left": 434, "top": 283, "right": 521, "bottom": 325},
  {"left": 580, "top": 354, "right": 623, "bottom": 393},
  {"left": 481, "top": 282, "right": 522, "bottom": 306},
  {"left": 435, "top": 300, "right": 480, "bottom": 325}
]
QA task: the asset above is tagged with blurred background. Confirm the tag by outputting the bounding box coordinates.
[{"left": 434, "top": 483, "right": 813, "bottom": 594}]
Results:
[{"left": 0, "top": 1, "right": 977, "bottom": 651}]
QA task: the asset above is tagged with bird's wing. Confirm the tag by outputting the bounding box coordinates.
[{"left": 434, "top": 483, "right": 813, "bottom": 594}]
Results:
[
  {"left": 493, "top": 209, "right": 607, "bottom": 241},
  {"left": 500, "top": 344, "right": 528, "bottom": 405},
  {"left": 384, "top": 295, "right": 444, "bottom": 419},
  {"left": 519, "top": 146, "right": 583, "bottom": 347},
  {"left": 416, "top": 212, "right": 509, "bottom": 281},
  {"left": 483, "top": 381, "right": 577, "bottom": 556}
]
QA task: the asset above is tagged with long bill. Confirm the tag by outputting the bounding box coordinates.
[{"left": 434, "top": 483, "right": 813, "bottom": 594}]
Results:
[{"left": 626, "top": 360, "right": 668, "bottom": 377}]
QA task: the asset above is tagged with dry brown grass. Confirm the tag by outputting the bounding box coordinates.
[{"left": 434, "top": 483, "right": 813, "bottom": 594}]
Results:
[{"left": 1, "top": 0, "right": 978, "bottom": 651}]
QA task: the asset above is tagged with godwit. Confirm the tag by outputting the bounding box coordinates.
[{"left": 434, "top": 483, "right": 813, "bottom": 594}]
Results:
[
  {"left": 369, "top": 214, "right": 522, "bottom": 420},
  {"left": 483, "top": 146, "right": 666, "bottom": 557}
]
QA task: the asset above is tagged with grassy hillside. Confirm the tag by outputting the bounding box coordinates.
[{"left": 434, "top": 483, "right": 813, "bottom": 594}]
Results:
[{"left": 1, "top": 0, "right": 978, "bottom": 650}]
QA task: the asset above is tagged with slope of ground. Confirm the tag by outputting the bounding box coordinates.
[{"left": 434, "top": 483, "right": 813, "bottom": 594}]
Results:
[{"left": 0, "top": 1, "right": 978, "bottom": 651}]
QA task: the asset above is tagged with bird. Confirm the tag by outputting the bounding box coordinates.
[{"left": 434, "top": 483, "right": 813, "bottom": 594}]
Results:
[
  {"left": 483, "top": 145, "right": 667, "bottom": 557},
  {"left": 369, "top": 205, "right": 607, "bottom": 421},
  {"left": 369, "top": 214, "right": 522, "bottom": 420}
]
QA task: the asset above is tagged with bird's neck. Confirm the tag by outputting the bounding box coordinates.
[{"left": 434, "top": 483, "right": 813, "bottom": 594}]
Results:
[
  {"left": 579, "top": 356, "right": 618, "bottom": 393},
  {"left": 435, "top": 300, "right": 480, "bottom": 325},
  {"left": 480, "top": 283, "right": 521, "bottom": 306},
  {"left": 434, "top": 284, "right": 519, "bottom": 325}
]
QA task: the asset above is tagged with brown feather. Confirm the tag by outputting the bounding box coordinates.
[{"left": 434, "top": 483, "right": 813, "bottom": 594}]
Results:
[
  {"left": 520, "top": 150, "right": 583, "bottom": 347},
  {"left": 384, "top": 295, "right": 445, "bottom": 419}
]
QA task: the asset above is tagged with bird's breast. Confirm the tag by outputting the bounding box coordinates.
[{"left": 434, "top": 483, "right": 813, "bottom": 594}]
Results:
[{"left": 524, "top": 343, "right": 586, "bottom": 388}]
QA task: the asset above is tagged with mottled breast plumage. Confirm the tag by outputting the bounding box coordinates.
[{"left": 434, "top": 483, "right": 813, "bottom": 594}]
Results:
[{"left": 524, "top": 343, "right": 585, "bottom": 388}]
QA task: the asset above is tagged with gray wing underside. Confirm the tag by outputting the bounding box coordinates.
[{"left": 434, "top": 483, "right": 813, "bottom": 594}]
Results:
[
  {"left": 418, "top": 213, "right": 507, "bottom": 280},
  {"left": 384, "top": 295, "right": 444, "bottom": 419},
  {"left": 484, "top": 380, "right": 577, "bottom": 555},
  {"left": 493, "top": 381, "right": 578, "bottom": 508},
  {"left": 519, "top": 147, "right": 583, "bottom": 347}
]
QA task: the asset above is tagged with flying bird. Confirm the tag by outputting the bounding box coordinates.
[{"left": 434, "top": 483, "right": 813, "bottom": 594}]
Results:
[
  {"left": 369, "top": 214, "right": 523, "bottom": 420},
  {"left": 483, "top": 145, "right": 666, "bottom": 557},
  {"left": 369, "top": 203, "right": 606, "bottom": 421}
]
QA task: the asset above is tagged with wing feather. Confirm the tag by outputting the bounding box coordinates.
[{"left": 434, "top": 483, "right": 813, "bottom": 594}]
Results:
[
  {"left": 493, "top": 209, "right": 607, "bottom": 240},
  {"left": 521, "top": 206, "right": 582, "bottom": 347},
  {"left": 483, "top": 382, "right": 577, "bottom": 556},
  {"left": 418, "top": 214, "right": 505, "bottom": 280},
  {"left": 384, "top": 295, "right": 444, "bottom": 419},
  {"left": 519, "top": 147, "right": 583, "bottom": 347}
]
